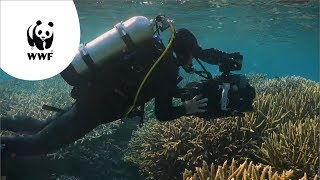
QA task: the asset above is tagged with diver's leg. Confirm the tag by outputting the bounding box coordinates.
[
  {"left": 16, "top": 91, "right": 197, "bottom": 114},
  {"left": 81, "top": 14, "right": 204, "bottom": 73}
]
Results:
[
  {"left": 0, "top": 116, "right": 55, "bottom": 134},
  {"left": 1, "top": 104, "right": 101, "bottom": 157}
]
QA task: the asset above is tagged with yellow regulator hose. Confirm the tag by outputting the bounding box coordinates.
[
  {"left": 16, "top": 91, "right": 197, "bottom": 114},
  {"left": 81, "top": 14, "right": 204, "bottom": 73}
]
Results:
[{"left": 125, "top": 23, "right": 176, "bottom": 118}]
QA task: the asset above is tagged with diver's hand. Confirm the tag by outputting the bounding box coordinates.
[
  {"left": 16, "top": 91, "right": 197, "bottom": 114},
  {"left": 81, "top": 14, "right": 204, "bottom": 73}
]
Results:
[{"left": 183, "top": 94, "right": 208, "bottom": 115}]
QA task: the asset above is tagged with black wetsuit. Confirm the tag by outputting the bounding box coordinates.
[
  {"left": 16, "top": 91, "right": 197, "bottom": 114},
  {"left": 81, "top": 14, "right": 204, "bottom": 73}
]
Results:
[{"left": 1, "top": 37, "right": 235, "bottom": 158}]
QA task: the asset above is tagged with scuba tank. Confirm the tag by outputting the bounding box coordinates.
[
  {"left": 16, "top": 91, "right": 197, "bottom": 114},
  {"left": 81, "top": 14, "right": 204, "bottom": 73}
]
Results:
[{"left": 61, "top": 16, "right": 156, "bottom": 86}]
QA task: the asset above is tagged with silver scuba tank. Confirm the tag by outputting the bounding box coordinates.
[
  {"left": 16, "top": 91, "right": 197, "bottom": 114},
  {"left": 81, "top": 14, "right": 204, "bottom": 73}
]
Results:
[{"left": 61, "top": 16, "right": 155, "bottom": 86}]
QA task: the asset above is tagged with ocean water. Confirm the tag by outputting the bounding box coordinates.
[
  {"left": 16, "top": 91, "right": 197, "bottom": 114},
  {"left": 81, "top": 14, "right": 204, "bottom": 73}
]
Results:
[
  {"left": 1, "top": 0, "right": 319, "bottom": 81},
  {"left": 0, "top": 1, "right": 319, "bottom": 180},
  {"left": 76, "top": 0, "right": 320, "bottom": 81}
]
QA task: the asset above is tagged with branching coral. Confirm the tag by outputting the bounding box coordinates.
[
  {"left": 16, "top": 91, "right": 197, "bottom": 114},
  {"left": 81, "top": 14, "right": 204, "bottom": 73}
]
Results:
[
  {"left": 240, "top": 86, "right": 319, "bottom": 138},
  {"left": 124, "top": 116, "right": 260, "bottom": 179},
  {"left": 0, "top": 77, "right": 74, "bottom": 120},
  {"left": 248, "top": 75, "right": 319, "bottom": 97},
  {"left": 0, "top": 77, "right": 74, "bottom": 138},
  {"left": 183, "top": 159, "right": 318, "bottom": 180},
  {"left": 257, "top": 117, "right": 319, "bottom": 178},
  {"left": 251, "top": 75, "right": 320, "bottom": 119},
  {"left": 238, "top": 75, "right": 320, "bottom": 142}
]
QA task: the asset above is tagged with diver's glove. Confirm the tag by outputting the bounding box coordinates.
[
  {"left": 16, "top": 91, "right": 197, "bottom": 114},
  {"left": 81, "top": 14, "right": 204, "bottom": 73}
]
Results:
[{"left": 182, "top": 94, "right": 208, "bottom": 114}]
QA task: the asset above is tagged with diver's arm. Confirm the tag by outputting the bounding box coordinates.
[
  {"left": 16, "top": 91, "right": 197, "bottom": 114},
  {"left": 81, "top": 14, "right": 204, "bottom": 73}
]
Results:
[
  {"left": 154, "top": 88, "right": 208, "bottom": 121},
  {"left": 197, "top": 48, "right": 243, "bottom": 65},
  {"left": 155, "top": 93, "right": 186, "bottom": 121},
  {"left": 154, "top": 71, "right": 186, "bottom": 121}
]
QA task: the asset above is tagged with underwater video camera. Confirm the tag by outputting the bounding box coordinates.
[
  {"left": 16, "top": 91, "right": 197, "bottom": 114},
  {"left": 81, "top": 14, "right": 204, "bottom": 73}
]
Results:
[{"left": 181, "top": 56, "right": 255, "bottom": 119}]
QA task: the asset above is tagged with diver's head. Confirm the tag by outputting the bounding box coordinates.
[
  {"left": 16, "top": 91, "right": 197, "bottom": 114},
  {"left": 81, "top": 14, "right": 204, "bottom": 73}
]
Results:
[{"left": 172, "top": 28, "right": 201, "bottom": 73}]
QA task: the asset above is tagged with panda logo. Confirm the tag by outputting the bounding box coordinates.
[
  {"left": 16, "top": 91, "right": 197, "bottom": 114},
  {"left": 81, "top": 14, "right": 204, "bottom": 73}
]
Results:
[{"left": 27, "top": 20, "right": 54, "bottom": 50}]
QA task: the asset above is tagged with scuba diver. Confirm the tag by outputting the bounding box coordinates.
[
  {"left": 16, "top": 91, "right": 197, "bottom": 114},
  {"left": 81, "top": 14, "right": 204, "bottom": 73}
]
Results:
[{"left": 1, "top": 15, "right": 248, "bottom": 161}]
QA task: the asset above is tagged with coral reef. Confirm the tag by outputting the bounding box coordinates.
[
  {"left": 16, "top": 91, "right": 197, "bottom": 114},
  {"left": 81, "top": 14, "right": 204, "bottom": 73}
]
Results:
[
  {"left": 0, "top": 77, "right": 74, "bottom": 120},
  {"left": 242, "top": 75, "right": 319, "bottom": 148},
  {"left": 124, "top": 116, "right": 259, "bottom": 179},
  {"left": 257, "top": 117, "right": 319, "bottom": 178},
  {"left": 248, "top": 75, "right": 319, "bottom": 97},
  {"left": 183, "top": 159, "right": 318, "bottom": 180},
  {"left": 240, "top": 83, "right": 319, "bottom": 138}
]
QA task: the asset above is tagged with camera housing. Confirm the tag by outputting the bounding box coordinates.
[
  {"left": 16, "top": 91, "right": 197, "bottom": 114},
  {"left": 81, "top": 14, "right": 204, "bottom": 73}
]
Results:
[{"left": 181, "top": 74, "right": 255, "bottom": 119}]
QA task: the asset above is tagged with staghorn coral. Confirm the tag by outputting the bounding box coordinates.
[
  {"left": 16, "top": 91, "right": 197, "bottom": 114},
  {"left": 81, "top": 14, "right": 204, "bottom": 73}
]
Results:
[
  {"left": 240, "top": 87, "right": 319, "bottom": 138},
  {"left": 251, "top": 75, "right": 320, "bottom": 119},
  {"left": 257, "top": 117, "right": 319, "bottom": 178},
  {"left": 183, "top": 159, "right": 318, "bottom": 180},
  {"left": 238, "top": 75, "right": 320, "bottom": 139},
  {"left": 0, "top": 77, "right": 73, "bottom": 138},
  {"left": 258, "top": 87, "right": 319, "bottom": 119},
  {"left": 248, "top": 75, "right": 320, "bottom": 97},
  {"left": 124, "top": 116, "right": 260, "bottom": 179},
  {"left": 0, "top": 77, "right": 74, "bottom": 120}
]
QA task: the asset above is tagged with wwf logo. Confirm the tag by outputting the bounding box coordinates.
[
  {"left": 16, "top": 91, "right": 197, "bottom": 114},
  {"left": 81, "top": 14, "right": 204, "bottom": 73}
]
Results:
[
  {"left": 27, "top": 20, "right": 54, "bottom": 60},
  {"left": 27, "top": 20, "right": 54, "bottom": 50}
]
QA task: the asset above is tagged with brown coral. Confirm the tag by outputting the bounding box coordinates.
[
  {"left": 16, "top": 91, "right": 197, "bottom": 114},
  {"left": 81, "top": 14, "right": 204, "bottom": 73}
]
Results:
[
  {"left": 239, "top": 85, "right": 319, "bottom": 139},
  {"left": 183, "top": 159, "right": 318, "bottom": 180},
  {"left": 257, "top": 117, "right": 319, "bottom": 178},
  {"left": 0, "top": 77, "right": 74, "bottom": 120},
  {"left": 124, "top": 116, "right": 259, "bottom": 179},
  {"left": 249, "top": 75, "right": 319, "bottom": 98}
]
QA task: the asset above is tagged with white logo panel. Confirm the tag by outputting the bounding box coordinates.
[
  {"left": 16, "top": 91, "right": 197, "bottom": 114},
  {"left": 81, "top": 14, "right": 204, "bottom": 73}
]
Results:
[{"left": 0, "top": 1, "right": 80, "bottom": 80}]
